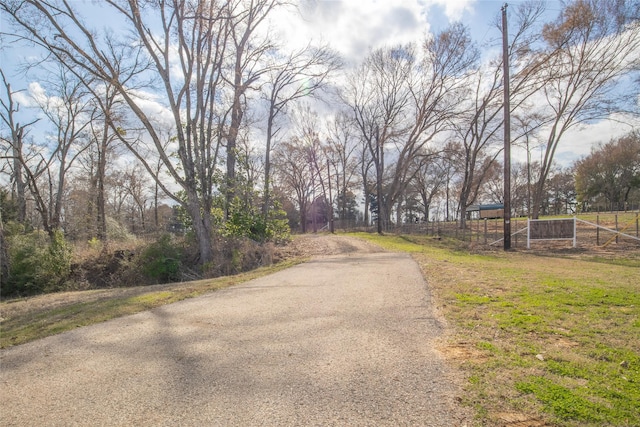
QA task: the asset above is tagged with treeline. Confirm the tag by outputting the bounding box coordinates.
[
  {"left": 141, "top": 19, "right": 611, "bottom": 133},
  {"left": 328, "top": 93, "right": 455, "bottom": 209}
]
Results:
[
  {"left": 1, "top": 0, "right": 639, "bottom": 296},
  {"left": 575, "top": 131, "right": 640, "bottom": 212}
]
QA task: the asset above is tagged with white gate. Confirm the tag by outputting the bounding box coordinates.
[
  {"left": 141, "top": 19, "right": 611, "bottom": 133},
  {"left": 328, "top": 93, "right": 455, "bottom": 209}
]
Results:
[{"left": 527, "top": 218, "right": 576, "bottom": 249}]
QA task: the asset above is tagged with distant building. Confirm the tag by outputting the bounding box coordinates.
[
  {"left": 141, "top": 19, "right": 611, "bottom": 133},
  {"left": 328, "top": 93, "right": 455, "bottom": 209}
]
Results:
[{"left": 466, "top": 204, "right": 505, "bottom": 220}]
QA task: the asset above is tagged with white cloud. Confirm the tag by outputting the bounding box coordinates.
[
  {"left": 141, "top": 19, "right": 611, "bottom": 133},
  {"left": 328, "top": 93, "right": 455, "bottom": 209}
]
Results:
[
  {"left": 272, "top": 0, "right": 434, "bottom": 64},
  {"left": 27, "top": 82, "right": 47, "bottom": 105},
  {"left": 125, "top": 88, "right": 175, "bottom": 129},
  {"left": 555, "top": 115, "right": 639, "bottom": 166},
  {"left": 268, "top": 0, "right": 482, "bottom": 68},
  {"left": 9, "top": 82, "right": 42, "bottom": 108},
  {"left": 423, "top": 0, "right": 476, "bottom": 22},
  {"left": 510, "top": 113, "right": 640, "bottom": 169}
]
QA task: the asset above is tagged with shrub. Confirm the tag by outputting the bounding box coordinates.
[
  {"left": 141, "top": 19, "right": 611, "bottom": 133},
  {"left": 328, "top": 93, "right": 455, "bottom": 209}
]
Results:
[
  {"left": 3, "top": 229, "right": 72, "bottom": 296},
  {"left": 223, "top": 198, "right": 290, "bottom": 244},
  {"left": 106, "top": 217, "right": 135, "bottom": 241},
  {"left": 139, "top": 234, "right": 183, "bottom": 283}
]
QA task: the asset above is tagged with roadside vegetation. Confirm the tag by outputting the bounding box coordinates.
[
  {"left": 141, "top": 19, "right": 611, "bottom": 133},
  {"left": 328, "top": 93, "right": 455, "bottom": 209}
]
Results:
[
  {"left": 0, "top": 201, "right": 291, "bottom": 298},
  {"left": 355, "top": 232, "right": 640, "bottom": 427},
  {"left": 0, "top": 258, "right": 301, "bottom": 349}
]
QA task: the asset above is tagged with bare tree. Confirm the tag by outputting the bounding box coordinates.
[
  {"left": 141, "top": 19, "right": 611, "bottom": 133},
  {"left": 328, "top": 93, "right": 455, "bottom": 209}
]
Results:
[
  {"left": 512, "top": 112, "right": 546, "bottom": 217},
  {"left": 0, "top": 69, "right": 38, "bottom": 224},
  {"left": 389, "top": 23, "right": 478, "bottom": 226},
  {"left": 3, "top": 66, "right": 92, "bottom": 236},
  {"left": 531, "top": 0, "right": 640, "bottom": 218},
  {"left": 1, "top": 0, "right": 284, "bottom": 265},
  {"left": 358, "top": 135, "right": 374, "bottom": 227},
  {"left": 122, "top": 163, "right": 151, "bottom": 234},
  {"left": 452, "top": 65, "right": 504, "bottom": 227},
  {"left": 454, "top": 1, "right": 548, "bottom": 227},
  {"left": 345, "top": 45, "right": 413, "bottom": 233},
  {"left": 34, "top": 66, "right": 92, "bottom": 234},
  {"left": 411, "top": 150, "right": 449, "bottom": 222},
  {"left": 85, "top": 81, "right": 124, "bottom": 242},
  {"left": 290, "top": 104, "right": 330, "bottom": 232},
  {"left": 272, "top": 137, "right": 316, "bottom": 233},
  {"left": 325, "top": 112, "right": 360, "bottom": 225},
  {"left": 261, "top": 43, "right": 341, "bottom": 218},
  {"left": 345, "top": 24, "right": 477, "bottom": 232},
  {"left": 223, "top": 0, "right": 281, "bottom": 217}
]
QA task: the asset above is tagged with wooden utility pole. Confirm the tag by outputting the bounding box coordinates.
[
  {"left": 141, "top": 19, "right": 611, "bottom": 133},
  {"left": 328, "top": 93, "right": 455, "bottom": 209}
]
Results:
[{"left": 502, "top": 3, "right": 512, "bottom": 251}]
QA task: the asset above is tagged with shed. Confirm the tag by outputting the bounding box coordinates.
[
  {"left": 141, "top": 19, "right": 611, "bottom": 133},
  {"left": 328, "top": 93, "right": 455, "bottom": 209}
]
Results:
[{"left": 466, "top": 204, "right": 505, "bottom": 219}]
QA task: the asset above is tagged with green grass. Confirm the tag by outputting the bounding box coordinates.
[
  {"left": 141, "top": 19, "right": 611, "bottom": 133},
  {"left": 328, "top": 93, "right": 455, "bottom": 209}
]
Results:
[
  {"left": 0, "top": 259, "right": 302, "bottom": 348},
  {"left": 350, "top": 232, "right": 640, "bottom": 427}
]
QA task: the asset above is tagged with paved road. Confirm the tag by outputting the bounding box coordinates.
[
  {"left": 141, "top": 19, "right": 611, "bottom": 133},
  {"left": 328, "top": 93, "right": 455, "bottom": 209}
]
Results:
[{"left": 1, "top": 249, "right": 470, "bottom": 426}]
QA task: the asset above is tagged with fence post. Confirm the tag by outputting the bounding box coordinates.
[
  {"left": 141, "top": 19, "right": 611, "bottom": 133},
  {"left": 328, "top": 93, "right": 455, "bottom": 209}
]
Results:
[
  {"left": 484, "top": 218, "right": 488, "bottom": 244},
  {"left": 616, "top": 214, "right": 619, "bottom": 245},
  {"left": 573, "top": 216, "right": 577, "bottom": 248},
  {"left": 527, "top": 218, "right": 531, "bottom": 249},
  {"left": 597, "top": 215, "right": 600, "bottom": 245}
]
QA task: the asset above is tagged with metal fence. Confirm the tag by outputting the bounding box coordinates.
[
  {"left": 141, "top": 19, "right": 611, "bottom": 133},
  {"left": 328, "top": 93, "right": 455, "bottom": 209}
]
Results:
[{"left": 360, "top": 211, "right": 640, "bottom": 250}]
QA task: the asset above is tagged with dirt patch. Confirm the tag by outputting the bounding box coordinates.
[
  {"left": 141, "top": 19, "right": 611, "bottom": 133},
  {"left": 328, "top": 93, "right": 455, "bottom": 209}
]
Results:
[
  {"left": 495, "top": 412, "right": 551, "bottom": 426},
  {"left": 437, "top": 342, "right": 488, "bottom": 362},
  {"left": 277, "top": 233, "right": 384, "bottom": 258}
]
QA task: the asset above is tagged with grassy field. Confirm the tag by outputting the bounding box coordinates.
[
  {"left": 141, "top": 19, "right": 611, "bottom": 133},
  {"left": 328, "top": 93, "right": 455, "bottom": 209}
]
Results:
[{"left": 354, "top": 232, "right": 640, "bottom": 427}]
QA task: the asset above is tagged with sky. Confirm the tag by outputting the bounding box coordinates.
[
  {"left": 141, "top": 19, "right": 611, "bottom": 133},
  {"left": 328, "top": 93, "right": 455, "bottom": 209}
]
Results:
[
  {"left": 1, "top": 0, "right": 638, "bottom": 169},
  {"left": 268, "top": 0, "right": 636, "bottom": 166}
]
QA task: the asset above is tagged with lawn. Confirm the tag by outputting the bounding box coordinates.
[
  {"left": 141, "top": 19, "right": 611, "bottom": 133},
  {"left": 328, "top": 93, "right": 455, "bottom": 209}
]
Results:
[{"left": 354, "top": 232, "right": 640, "bottom": 427}]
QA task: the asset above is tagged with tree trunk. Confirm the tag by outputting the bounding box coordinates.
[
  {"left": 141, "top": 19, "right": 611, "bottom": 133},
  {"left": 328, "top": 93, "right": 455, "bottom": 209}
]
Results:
[
  {"left": 375, "top": 134, "right": 385, "bottom": 234},
  {"left": 0, "top": 208, "right": 9, "bottom": 284},
  {"left": 96, "top": 123, "right": 109, "bottom": 242},
  {"left": 376, "top": 162, "right": 383, "bottom": 234},
  {"left": 262, "top": 111, "right": 274, "bottom": 219},
  {"left": 531, "top": 178, "right": 545, "bottom": 219},
  {"left": 186, "top": 190, "right": 214, "bottom": 266},
  {"left": 226, "top": 93, "right": 242, "bottom": 218},
  {"left": 12, "top": 140, "right": 26, "bottom": 223}
]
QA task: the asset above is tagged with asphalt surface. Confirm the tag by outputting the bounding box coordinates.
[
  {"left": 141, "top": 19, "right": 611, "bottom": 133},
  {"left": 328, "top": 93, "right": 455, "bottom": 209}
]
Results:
[{"left": 1, "top": 249, "right": 470, "bottom": 426}]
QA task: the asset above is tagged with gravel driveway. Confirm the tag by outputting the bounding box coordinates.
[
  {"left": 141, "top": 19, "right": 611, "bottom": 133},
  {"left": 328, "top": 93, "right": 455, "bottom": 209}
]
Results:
[{"left": 1, "top": 238, "right": 470, "bottom": 426}]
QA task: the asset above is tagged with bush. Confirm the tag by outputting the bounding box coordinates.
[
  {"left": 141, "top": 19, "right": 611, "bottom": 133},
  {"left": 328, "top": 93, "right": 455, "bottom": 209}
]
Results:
[
  {"left": 202, "top": 236, "right": 276, "bottom": 277},
  {"left": 139, "top": 234, "right": 183, "bottom": 283},
  {"left": 106, "top": 217, "right": 135, "bottom": 241},
  {"left": 223, "top": 198, "right": 290, "bottom": 244},
  {"left": 2, "top": 229, "right": 72, "bottom": 296}
]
